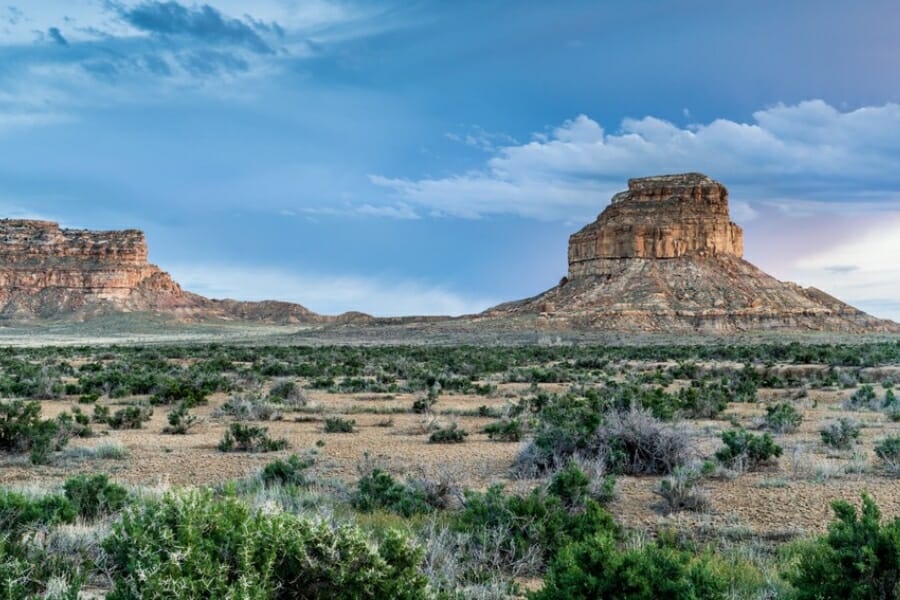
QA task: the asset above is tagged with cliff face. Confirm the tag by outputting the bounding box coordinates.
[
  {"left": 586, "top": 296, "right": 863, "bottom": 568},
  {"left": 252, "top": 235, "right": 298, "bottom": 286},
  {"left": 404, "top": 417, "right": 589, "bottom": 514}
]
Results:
[
  {"left": 568, "top": 173, "right": 743, "bottom": 277},
  {"left": 0, "top": 219, "right": 320, "bottom": 323},
  {"left": 486, "top": 174, "right": 899, "bottom": 333}
]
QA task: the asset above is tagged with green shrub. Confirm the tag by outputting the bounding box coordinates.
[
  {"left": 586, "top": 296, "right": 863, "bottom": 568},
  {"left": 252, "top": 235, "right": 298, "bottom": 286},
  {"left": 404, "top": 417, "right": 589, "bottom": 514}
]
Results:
[
  {"left": 429, "top": 423, "right": 468, "bottom": 444},
  {"left": 786, "top": 493, "right": 900, "bottom": 599},
  {"left": 715, "top": 429, "right": 782, "bottom": 471},
  {"left": 150, "top": 377, "right": 208, "bottom": 407},
  {"left": 103, "top": 491, "right": 428, "bottom": 599},
  {"left": 457, "top": 483, "right": 617, "bottom": 571},
  {"left": 820, "top": 418, "right": 860, "bottom": 450},
  {"left": 161, "top": 402, "right": 198, "bottom": 434},
  {"left": 0, "top": 489, "right": 75, "bottom": 538},
  {"left": 483, "top": 418, "right": 523, "bottom": 442},
  {"left": 107, "top": 404, "right": 153, "bottom": 430},
  {"left": 78, "top": 392, "right": 100, "bottom": 404},
  {"left": 874, "top": 435, "right": 900, "bottom": 476},
  {"left": 532, "top": 532, "right": 729, "bottom": 600},
  {"left": 63, "top": 473, "right": 128, "bottom": 520},
  {"left": 260, "top": 454, "right": 314, "bottom": 488},
  {"left": 352, "top": 468, "right": 433, "bottom": 517},
  {"left": 764, "top": 402, "right": 802, "bottom": 433},
  {"left": 654, "top": 465, "right": 710, "bottom": 513},
  {"left": 323, "top": 416, "right": 356, "bottom": 433},
  {"left": 92, "top": 404, "right": 110, "bottom": 423},
  {"left": 218, "top": 423, "right": 288, "bottom": 452}
]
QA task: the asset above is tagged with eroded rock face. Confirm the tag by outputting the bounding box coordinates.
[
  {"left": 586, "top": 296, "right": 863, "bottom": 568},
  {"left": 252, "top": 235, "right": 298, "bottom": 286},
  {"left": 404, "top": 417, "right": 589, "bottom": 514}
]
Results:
[
  {"left": 0, "top": 219, "right": 321, "bottom": 323},
  {"left": 568, "top": 173, "right": 743, "bottom": 277},
  {"left": 485, "top": 174, "right": 899, "bottom": 333}
]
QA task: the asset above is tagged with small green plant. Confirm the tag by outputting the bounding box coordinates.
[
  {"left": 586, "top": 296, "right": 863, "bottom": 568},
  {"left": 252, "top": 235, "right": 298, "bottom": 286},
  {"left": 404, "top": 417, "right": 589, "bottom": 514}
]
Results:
[
  {"left": 78, "top": 392, "right": 100, "bottom": 404},
  {"left": 483, "top": 418, "right": 523, "bottom": 442},
  {"left": 412, "top": 386, "right": 439, "bottom": 414},
  {"left": 260, "top": 453, "right": 314, "bottom": 487},
  {"left": 429, "top": 422, "right": 468, "bottom": 443},
  {"left": 352, "top": 468, "right": 433, "bottom": 517},
  {"left": 715, "top": 429, "right": 782, "bottom": 471},
  {"left": 323, "top": 416, "right": 356, "bottom": 433},
  {"left": 764, "top": 402, "right": 802, "bottom": 433},
  {"left": 63, "top": 473, "right": 128, "bottom": 520},
  {"left": 218, "top": 423, "right": 288, "bottom": 452},
  {"left": 162, "top": 402, "right": 198, "bottom": 435},
  {"left": 92, "top": 404, "right": 110, "bottom": 423},
  {"left": 820, "top": 418, "right": 861, "bottom": 450},
  {"left": 107, "top": 404, "right": 153, "bottom": 430}
]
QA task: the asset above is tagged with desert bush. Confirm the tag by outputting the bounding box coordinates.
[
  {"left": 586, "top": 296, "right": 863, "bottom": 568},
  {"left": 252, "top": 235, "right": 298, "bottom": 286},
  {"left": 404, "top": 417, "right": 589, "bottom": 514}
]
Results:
[
  {"left": 874, "top": 435, "right": 900, "bottom": 476},
  {"left": 107, "top": 404, "right": 153, "bottom": 430},
  {"left": 429, "top": 423, "right": 469, "bottom": 444},
  {"left": 323, "top": 416, "right": 356, "bottom": 433},
  {"left": 596, "top": 409, "right": 692, "bottom": 476},
  {"left": 260, "top": 454, "right": 314, "bottom": 488},
  {"left": 483, "top": 419, "right": 523, "bottom": 442},
  {"left": 150, "top": 377, "right": 208, "bottom": 408},
  {"left": 161, "top": 402, "right": 199, "bottom": 435},
  {"left": 764, "top": 402, "right": 802, "bottom": 433},
  {"left": 267, "top": 379, "right": 306, "bottom": 407},
  {"left": 654, "top": 465, "right": 710, "bottom": 513},
  {"left": 412, "top": 386, "right": 439, "bottom": 414},
  {"left": 0, "top": 489, "right": 75, "bottom": 537},
  {"left": 352, "top": 468, "right": 434, "bottom": 517},
  {"left": 217, "top": 423, "right": 288, "bottom": 453},
  {"left": 91, "top": 404, "right": 110, "bottom": 423},
  {"left": 532, "top": 532, "right": 729, "bottom": 600},
  {"left": 77, "top": 392, "right": 100, "bottom": 404},
  {"left": 786, "top": 493, "right": 900, "bottom": 599},
  {"left": 63, "top": 473, "right": 128, "bottom": 520},
  {"left": 103, "top": 490, "right": 428, "bottom": 599},
  {"left": 844, "top": 384, "right": 881, "bottom": 410},
  {"left": 716, "top": 429, "right": 782, "bottom": 471},
  {"left": 216, "top": 393, "right": 281, "bottom": 421},
  {"left": 457, "top": 482, "right": 617, "bottom": 571},
  {"left": 819, "top": 418, "right": 861, "bottom": 450}
]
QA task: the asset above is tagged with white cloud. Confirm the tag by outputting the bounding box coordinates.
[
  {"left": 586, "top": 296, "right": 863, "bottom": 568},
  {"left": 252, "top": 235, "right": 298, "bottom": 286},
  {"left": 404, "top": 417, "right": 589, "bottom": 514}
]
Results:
[
  {"left": 789, "top": 214, "right": 900, "bottom": 321},
  {"left": 372, "top": 100, "right": 900, "bottom": 221},
  {"left": 166, "top": 264, "right": 497, "bottom": 317}
]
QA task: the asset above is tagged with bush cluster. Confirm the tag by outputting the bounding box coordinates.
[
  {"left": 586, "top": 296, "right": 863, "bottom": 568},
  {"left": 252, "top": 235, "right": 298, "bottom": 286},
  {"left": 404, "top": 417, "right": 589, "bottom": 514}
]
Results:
[
  {"left": 218, "top": 423, "right": 288, "bottom": 452},
  {"left": 715, "top": 429, "right": 782, "bottom": 471}
]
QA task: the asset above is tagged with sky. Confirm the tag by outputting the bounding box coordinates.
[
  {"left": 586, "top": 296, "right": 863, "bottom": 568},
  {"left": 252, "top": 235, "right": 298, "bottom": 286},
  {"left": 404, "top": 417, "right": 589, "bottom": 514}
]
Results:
[{"left": 1, "top": 1, "right": 900, "bottom": 319}]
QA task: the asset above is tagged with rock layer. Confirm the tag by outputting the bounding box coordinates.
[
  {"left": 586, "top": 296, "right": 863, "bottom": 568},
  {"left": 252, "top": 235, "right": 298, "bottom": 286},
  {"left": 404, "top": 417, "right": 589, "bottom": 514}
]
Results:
[
  {"left": 0, "top": 219, "right": 321, "bottom": 323},
  {"left": 486, "top": 174, "right": 899, "bottom": 333}
]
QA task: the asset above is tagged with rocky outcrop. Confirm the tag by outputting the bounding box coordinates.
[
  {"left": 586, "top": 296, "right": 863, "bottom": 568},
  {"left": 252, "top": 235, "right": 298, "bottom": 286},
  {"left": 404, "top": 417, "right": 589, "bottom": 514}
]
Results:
[
  {"left": 568, "top": 173, "right": 743, "bottom": 277},
  {"left": 0, "top": 219, "right": 321, "bottom": 323},
  {"left": 485, "top": 174, "right": 899, "bottom": 333}
]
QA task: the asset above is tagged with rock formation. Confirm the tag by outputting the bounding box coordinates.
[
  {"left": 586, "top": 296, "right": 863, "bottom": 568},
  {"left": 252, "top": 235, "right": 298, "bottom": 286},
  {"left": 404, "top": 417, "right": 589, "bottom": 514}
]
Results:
[
  {"left": 0, "top": 219, "right": 322, "bottom": 323},
  {"left": 485, "top": 174, "right": 899, "bottom": 333}
]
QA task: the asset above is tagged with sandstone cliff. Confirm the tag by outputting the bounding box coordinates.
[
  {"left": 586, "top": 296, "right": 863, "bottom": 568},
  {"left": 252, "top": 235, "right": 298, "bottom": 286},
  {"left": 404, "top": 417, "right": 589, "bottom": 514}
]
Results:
[
  {"left": 485, "top": 174, "right": 899, "bottom": 333},
  {"left": 0, "top": 219, "right": 322, "bottom": 323}
]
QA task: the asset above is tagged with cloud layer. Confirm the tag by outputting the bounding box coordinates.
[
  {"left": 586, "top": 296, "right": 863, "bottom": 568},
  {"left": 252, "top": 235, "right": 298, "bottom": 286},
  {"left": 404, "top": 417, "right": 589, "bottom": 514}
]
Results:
[{"left": 373, "top": 101, "right": 900, "bottom": 221}]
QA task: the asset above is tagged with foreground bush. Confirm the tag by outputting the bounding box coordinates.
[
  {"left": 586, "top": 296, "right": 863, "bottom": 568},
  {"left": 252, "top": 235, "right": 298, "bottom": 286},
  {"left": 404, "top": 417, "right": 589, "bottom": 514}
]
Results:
[
  {"left": 103, "top": 491, "right": 428, "bottom": 599},
  {"left": 260, "top": 454, "right": 315, "bottom": 488},
  {"left": 786, "top": 493, "right": 900, "bottom": 599},
  {"left": 532, "top": 532, "right": 729, "bottom": 600},
  {"left": 0, "top": 399, "right": 72, "bottom": 465},
  {"left": 63, "top": 473, "right": 128, "bottom": 520}
]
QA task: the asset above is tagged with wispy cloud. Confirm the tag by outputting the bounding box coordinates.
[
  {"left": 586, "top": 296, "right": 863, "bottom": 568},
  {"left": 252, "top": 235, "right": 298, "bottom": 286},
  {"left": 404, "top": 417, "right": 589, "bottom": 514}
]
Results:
[
  {"left": 166, "top": 264, "right": 496, "bottom": 316},
  {"left": 373, "top": 101, "right": 900, "bottom": 221}
]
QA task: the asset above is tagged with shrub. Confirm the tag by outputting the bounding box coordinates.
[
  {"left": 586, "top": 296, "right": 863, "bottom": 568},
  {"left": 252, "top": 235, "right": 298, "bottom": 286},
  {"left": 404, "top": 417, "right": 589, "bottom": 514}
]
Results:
[
  {"left": 103, "top": 491, "right": 428, "bottom": 599},
  {"left": 845, "top": 384, "right": 880, "bottom": 410},
  {"left": 162, "top": 402, "right": 198, "bottom": 434},
  {"left": 412, "top": 388, "right": 439, "bottom": 414},
  {"left": 597, "top": 409, "right": 692, "bottom": 476},
  {"left": 532, "top": 532, "right": 729, "bottom": 600},
  {"left": 150, "top": 378, "right": 208, "bottom": 408},
  {"left": 874, "top": 435, "right": 900, "bottom": 476},
  {"left": 764, "top": 402, "right": 802, "bottom": 433},
  {"left": 715, "top": 429, "right": 782, "bottom": 471},
  {"left": 92, "top": 404, "right": 110, "bottom": 423},
  {"left": 107, "top": 404, "right": 153, "bottom": 430},
  {"left": 483, "top": 418, "right": 523, "bottom": 442},
  {"left": 63, "top": 473, "right": 128, "bottom": 520},
  {"left": 218, "top": 423, "right": 288, "bottom": 453},
  {"left": 786, "top": 494, "right": 900, "bottom": 599},
  {"left": 0, "top": 489, "right": 75, "bottom": 537},
  {"left": 654, "top": 465, "right": 710, "bottom": 513},
  {"left": 323, "top": 416, "right": 356, "bottom": 433},
  {"left": 260, "top": 454, "right": 314, "bottom": 487},
  {"left": 820, "top": 418, "right": 860, "bottom": 450},
  {"left": 216, "top": 393, "right": 281, "bottom": 421},
  {"left": 268, "top": 379, "right": 306, "bottom": 407},
  {"left": 78, "top": 392, "right": 100, "bottom": 404},
  {"left": 429, "top": 423, "right": 468, "bottom": 444},
  {"left": 457, "top": 483, "right": 617, "bottom": 571},
  {"left": 352, "top": 468, "right": 433, "bottom": 517}
]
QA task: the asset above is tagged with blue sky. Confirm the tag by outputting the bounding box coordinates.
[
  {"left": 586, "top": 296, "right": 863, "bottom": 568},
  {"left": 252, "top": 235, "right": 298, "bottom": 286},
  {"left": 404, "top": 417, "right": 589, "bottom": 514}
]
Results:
[{"left": 2, "top": 1, "right": 900, "bottom": 319}]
